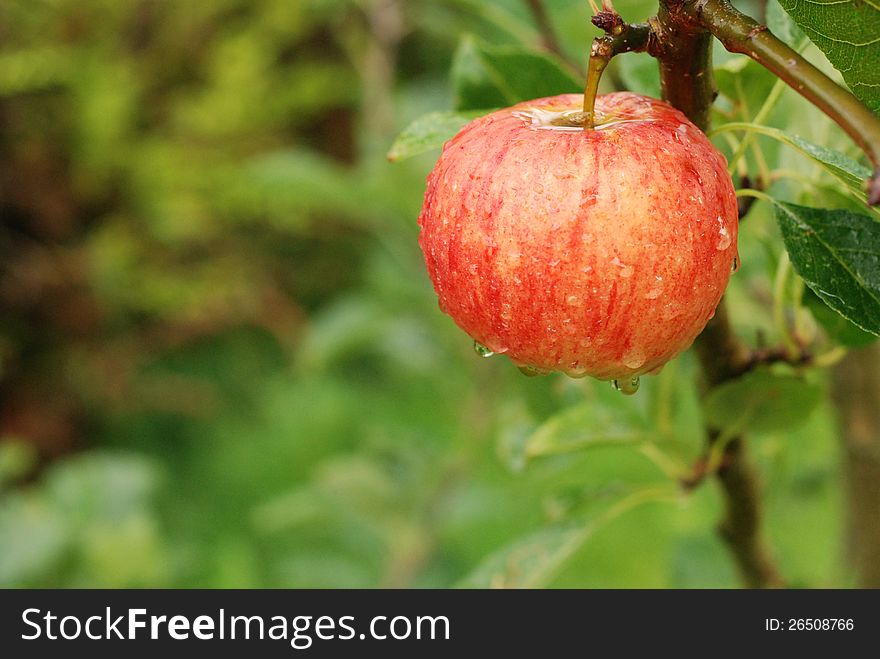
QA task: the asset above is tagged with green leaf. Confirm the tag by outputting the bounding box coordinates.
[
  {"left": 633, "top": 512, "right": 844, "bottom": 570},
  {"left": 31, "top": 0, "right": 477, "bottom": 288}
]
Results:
[
  {"left": 783, "top": 133, "right": 872, "bottom": 188},
  {"left": 704, "top": 371, "right": 823, "bottom": 434},
  {"left": 457, "top": 486, "right": 674, "bottom": 588},
  {"left": 804, "top": 289, "right": 877, "bottom": 347},
  {"left": 524, "top": 403, "right": 648, "bottom": 461},
  {"left": 387, "top": 110, "right": 488, "bottom": 162},
  {"left": 713, "top": 123, "right": 871, "bottom": 199},
  {"left": 778, "top": 0, "right": 880, "bottom": 114},
  {"left": 451, "top": 35, "right": 581, "bottom": 111},
  {"left": 496, "top": 401, "right": 537, "bottom": 473},
  {"left": 775, "top": 202, "right": 880, "bottom": 335},
  {"left": 457, "top": 521, "right": 588, "bottom": 588},
  {"left": 766, "top": 0, "right": 806, "bottom": 47}
]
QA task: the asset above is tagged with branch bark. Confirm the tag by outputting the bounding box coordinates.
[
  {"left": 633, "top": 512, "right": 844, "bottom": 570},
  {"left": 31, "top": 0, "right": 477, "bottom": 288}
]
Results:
[
  {"left": 653, "top": 2, "right": 716, "bottom": 132},
  {"left": 692, "top": 302, "right": 784, "bottom": 587},
  {"left": 656, "top": 0, "right": 783, "bottom": 588}
]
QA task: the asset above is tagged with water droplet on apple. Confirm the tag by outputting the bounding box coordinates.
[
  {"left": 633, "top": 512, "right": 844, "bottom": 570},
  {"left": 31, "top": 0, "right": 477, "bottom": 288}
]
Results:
[
  {"left": 610, "top": 256, "right": 634, "bottom": 278},
  {"left": 715, "top": 216, "right": 732, "bottom": 250},
  {"left": 612, "top": 377, "right": 640, "bottom": 395},
  {"left": 518, "top": 365, "right": 546, "bottom": 377},
  {"left": 566, "top": 367, "right": 588, "bottom": 378},
  {"left": 644, "top": 287, "right": 662, "bottom": 300},
  {"left": 473, "top": 341, "right": 495, "bottom": 358},
  {"left": 548, "top": 258, "right": 561, "bottom": 267},
  {"left": 662, "top": 302, "right": 682, "bottom": 321},
  {"left": 623, "top": 351, "right": 647, "bottom": 370},
  {"left": 580, "top": 337, "right": 593, "bottom": 348},
  {"left": 566, "top": 295, "right": 580, "bottom": 306},
  {"left": 731, "top": 255, "right": 740, "bottom": 273}
]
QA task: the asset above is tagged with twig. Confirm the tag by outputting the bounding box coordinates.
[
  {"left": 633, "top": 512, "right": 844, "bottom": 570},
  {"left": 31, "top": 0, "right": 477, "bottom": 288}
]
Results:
[
  {"left": 735, "top": 344, "right": 811, "bottom": 375},
  {"left": 682, "top": 0, "right": 880, "bottom": 205}
]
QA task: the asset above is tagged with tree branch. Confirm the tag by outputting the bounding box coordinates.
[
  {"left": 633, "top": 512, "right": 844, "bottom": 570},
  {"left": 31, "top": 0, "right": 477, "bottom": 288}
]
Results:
[
  {"left": 656, "top": 0, "right": 783, "bottom": 588},
  {"left": 653, "top": 1, "right": 716, "bottom": 131},
  {"left": 690, "top": 303, "right": 785, "bottom": 587},
  {"left": 579, "top": 0, "right": 790, "bottom": 587},
  {"left": 714, "top": 434, "right": 785, "bottom": 587},
  {"left": 684, "top": 0, "right": 880, "bottom": 205}
]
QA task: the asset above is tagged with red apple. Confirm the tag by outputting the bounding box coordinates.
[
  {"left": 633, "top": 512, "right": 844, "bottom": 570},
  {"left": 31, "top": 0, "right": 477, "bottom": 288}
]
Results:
[{"left": 418, "top": 92, "right": 738, "bottom": 386}]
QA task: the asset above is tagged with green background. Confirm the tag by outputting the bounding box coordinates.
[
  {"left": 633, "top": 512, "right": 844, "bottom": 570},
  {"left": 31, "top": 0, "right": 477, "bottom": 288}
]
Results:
[{"left": 0, "top": 0, "right": 870, "bottom": 588}]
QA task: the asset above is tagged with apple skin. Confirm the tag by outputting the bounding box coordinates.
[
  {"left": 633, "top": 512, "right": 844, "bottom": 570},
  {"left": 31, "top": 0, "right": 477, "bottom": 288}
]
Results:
[{"left": 418, "top": 92, "right": 738, "bottom": 380}]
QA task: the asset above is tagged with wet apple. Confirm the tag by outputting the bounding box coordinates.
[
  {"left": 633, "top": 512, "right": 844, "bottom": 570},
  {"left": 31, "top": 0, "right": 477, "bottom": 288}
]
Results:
[{"left": 418, "top": 92, "right": 738, "bottom": 387}]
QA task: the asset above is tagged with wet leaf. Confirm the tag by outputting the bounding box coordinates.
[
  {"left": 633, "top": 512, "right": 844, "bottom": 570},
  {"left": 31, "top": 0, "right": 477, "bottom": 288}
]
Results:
[
  {"left": 778, "top": 0, "right": 880, "bottom": 113},
  {"left": 775, "top": 202, "right": 880, "bottom": 335},
  {"left": 804, "top": 289, "right": 877, "bottom": 347}
]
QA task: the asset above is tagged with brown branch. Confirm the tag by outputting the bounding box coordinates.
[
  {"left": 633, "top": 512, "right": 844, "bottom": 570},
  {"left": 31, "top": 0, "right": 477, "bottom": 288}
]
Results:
[
  {"left": 684, "top": 0, "right": 880, "bottom": 204},
  {"left": 689, "top": 304, "right": 785, "bottom": 588},
  {"left": 714, "top": 435, "right": 785, "bottom": 587},
  {"left": 652, "top": 2, "right": 717, "bottom": 131},
  {"left": 734, "top": 344, "right": 812, "bottom": 376},
  {"left": 574, "top": 0, "right": 788, "bottom": 587},
  {"left": 657, "top": 0, "right": 783, "bottom": 588}
]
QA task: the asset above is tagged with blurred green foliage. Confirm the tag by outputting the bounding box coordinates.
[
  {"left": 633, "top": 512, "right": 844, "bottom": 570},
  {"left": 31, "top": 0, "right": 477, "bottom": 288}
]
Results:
[{"left": 0, "top": 0, "right": 870, "bottom": 588}]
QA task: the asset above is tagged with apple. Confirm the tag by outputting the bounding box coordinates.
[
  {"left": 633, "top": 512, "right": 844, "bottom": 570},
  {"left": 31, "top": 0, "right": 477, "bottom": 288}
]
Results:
[{"left": 418, "top": 92, "right": 738, "bottom": 389}]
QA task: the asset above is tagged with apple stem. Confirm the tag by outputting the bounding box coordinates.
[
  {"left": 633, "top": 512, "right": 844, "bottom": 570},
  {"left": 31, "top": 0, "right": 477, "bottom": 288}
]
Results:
[
  {"left": 581, "top": 21, "right": 653, "bottom": 128},
  {"left": 581, "top": 43, "right": 609, "bottom": 128}
]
